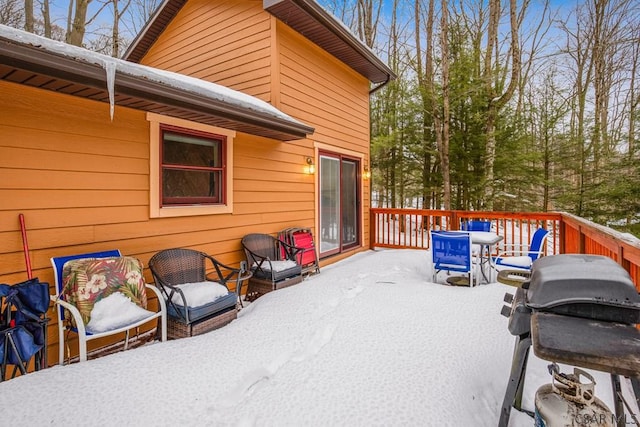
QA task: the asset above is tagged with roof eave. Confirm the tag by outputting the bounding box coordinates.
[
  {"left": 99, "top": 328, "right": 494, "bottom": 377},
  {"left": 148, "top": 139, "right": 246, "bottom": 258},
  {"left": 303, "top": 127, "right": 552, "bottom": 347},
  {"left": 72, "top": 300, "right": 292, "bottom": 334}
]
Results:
[
  {"left": 263, "top": 0, "right": 396, "bottom": 84},
  {"left": 1, "top": 37, "right": 313, "bottom": 141},
  {"left": 123, "top": 0, "right": 395, "bottom": 84},
  {"left": 123, "top": 0, "right": 187, "bottom": 63}
]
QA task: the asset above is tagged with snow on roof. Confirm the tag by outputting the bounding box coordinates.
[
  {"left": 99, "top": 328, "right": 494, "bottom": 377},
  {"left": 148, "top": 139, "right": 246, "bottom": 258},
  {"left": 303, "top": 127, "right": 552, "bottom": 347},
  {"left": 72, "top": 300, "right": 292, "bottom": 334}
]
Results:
[{"left": 0, "top": 24, "right": 306, "bottom": 127}]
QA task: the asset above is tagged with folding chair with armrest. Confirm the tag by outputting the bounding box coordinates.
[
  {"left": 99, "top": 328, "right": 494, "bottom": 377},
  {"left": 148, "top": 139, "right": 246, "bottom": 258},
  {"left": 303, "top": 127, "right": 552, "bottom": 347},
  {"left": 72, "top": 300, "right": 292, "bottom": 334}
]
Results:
[
  {"left": 51, "top": 250, "right": 167, "bottom": 364},
  {"left": 493, "top": 228, "right": 550, "bottom": 272},
  {"left": 461, "top": 220, "right": 492, "bottom": 232},
  {"left": 430, "top": 230, "right": 477, "bottom": 287}
]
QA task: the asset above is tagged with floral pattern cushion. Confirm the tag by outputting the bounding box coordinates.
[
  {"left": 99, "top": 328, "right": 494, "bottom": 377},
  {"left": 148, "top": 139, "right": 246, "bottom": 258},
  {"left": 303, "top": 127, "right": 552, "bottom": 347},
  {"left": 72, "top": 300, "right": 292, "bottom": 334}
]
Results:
[{"left": 61, "top": 256, "right": 148, "bottom": 327}]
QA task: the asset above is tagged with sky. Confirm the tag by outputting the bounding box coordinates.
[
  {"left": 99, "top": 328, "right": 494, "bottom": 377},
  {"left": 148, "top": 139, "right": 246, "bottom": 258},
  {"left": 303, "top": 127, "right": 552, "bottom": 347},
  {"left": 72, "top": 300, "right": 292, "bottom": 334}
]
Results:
[{"left": 1, "top": 249, "right": 635, "bottom": 426}]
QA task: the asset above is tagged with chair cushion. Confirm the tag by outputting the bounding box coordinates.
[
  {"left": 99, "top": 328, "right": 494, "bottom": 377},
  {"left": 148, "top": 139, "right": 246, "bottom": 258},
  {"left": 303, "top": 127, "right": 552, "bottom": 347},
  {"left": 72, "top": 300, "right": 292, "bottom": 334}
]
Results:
[
  {"left": 86, "top": 292, "right": 155, "bottom": 334},
  {"left": 253, "top": 260, "right": 298, "bottom": 272},
  {"left": 169, "top": 281, "right": 229, "bottom": 308},
  {"left": 495, "top": 256, "right": 532, "bottom": 268},
  {"left": 166, "top": 283, "right": 236, "bottom": 323},
  {"left": 252, "top": 261, "right": 302, "bottom": 282},
  {"left": 61, "top": 256, "right": 148, "bottom": 327}
]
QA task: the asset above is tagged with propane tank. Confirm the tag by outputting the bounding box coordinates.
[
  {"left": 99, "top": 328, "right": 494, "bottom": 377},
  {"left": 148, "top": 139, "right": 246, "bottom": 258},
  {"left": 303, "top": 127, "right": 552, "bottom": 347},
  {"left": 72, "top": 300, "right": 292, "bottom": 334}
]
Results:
[{"left": 534, "top": 363, "right": 613, "bottom": 427}]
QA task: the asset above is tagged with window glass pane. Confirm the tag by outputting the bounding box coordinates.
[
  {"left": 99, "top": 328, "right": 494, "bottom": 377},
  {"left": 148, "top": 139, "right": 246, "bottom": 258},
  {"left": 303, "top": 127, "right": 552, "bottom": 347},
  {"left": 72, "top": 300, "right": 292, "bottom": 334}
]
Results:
[
  {"left": 163, "top": 131, "right": 221, "bottom": 168},
  {"left": 163, "top": 170, "right": 222, "bottom": 200},
  {"left": 341, "top": 160, "right": 357, "bottom": 246},
  {"left": 320, "top": 156, "right": 340, "bottom": 253}
]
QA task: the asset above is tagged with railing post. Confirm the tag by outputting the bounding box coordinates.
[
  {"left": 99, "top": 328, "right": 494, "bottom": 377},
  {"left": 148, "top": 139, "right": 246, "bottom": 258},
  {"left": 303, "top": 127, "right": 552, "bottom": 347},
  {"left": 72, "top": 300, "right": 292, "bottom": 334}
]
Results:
[
  {"left": 559, "top": 216, "right": 566, "bottom": 254},
  {"left": 579, "top": 226, "right": 586, "bottom": 254},
  {"left": 370, "top": 209, "right": 376, "bottom": 250},
  {"left": 451, "top": 211, "right": 459, "bottom": 230}
]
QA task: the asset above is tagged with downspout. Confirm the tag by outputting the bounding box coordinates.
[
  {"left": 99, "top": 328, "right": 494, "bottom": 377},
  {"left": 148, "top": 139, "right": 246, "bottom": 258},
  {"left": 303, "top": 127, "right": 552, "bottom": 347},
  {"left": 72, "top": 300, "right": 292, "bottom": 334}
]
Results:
[{"left": 369, "top": 73, "right": 391, "bottom": 95}]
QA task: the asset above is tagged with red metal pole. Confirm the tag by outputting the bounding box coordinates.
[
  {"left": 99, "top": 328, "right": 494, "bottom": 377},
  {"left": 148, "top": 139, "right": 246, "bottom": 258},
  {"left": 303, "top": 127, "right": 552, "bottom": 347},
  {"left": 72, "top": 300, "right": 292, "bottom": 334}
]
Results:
[{"left": 19, "top": 213, "right": 33, "bottom": 280}]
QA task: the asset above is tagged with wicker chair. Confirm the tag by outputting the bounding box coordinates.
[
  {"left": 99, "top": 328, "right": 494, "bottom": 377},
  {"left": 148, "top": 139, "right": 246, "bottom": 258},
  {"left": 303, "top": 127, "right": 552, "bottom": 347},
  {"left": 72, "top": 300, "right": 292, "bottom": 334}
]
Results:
[
  {"left": 241, "top": 233, "right": 304, "bottom": 300},
  {"left": 148, "top": 248, "right": 250, "bottom": 339}
]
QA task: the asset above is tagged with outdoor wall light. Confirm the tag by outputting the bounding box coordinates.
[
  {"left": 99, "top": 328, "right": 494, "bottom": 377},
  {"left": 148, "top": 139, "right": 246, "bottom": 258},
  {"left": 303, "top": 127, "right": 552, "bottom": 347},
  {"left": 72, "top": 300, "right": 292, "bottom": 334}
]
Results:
[
  {"left": 363, "top": 165, "right": 371, "bottom": 180},
  {"left": 305, "top": 157, "right": 315, "bottom": 174}
]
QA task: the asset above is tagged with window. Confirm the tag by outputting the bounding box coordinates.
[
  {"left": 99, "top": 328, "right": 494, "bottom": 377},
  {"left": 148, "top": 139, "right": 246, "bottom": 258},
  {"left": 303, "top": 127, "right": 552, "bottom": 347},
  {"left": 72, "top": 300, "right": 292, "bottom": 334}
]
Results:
[
  {"left": 147, "top": 113, "right": 235, "bottom": 218},
  {"left": 161, "top": 126, "right": 225, "bottom": 206}
]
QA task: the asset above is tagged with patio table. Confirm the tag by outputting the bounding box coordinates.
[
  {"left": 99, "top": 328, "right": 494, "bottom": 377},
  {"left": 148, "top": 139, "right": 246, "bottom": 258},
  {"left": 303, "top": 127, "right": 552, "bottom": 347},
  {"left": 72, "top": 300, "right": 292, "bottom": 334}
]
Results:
[{"left": 456, "top": 231, "right": 503, "bottom": 284}]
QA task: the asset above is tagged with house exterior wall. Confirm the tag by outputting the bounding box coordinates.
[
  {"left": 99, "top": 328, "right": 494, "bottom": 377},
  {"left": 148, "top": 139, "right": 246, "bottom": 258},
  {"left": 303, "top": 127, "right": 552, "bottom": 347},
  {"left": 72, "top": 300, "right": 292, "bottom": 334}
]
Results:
[
  {"left": 141, "top": 0, "right": 273, "bottom": 102},
  {"left": 0, "top": 78, "right": 317, "bottom": 364},
  {"left": 276, "top": 22, "right": 371, "bottom": 254},
  {"left": 139, "top": 0, "right": 372, "bottom": 260},
  {"left": 0, "top": 0, "right": 374, "bottom": 365},
  {"left": 0, "top": 78, "right": 320, "bottom": 280}
]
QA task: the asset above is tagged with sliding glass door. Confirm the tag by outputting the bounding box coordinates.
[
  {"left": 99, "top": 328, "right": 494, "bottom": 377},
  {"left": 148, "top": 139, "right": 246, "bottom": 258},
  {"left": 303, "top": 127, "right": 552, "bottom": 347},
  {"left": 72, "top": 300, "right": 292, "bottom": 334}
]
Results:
[{"left": 319, "top": 152, "right": 361, "bottom": 256}]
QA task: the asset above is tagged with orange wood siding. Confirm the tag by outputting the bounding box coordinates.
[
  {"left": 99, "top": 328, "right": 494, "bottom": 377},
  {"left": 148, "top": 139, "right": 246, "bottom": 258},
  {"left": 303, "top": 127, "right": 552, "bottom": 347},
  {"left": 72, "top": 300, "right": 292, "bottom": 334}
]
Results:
[
  {"left": 140, "top": 0, "right": 273, "bottom": 102},
  {"left": 277, "top": 23, "right": 372, "bottom": 249},
  {"left": 138, "top": 2, "right": 372, "bottom": 253},
  {"left": 278, "top": 23, "right": 370, "bottom": 151},
  {"left": 0, "top": 78, "right": 323, "bottom": 364},
  {"left": 0, "top": 80, "right": 318, "bottom": 280},
  {"left": 234, "top": 134, "right": 315, "bottom": 226},
  {"left": 1, "top": 1, "right": 377, "bottom": 365}
]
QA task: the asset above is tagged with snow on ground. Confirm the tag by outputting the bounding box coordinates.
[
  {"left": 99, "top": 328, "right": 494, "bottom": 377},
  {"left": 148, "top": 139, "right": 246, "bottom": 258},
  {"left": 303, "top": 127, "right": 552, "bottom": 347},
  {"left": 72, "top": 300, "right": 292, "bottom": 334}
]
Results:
[{"left": 0, "top": 249, "right": 626, "bottom": 426}]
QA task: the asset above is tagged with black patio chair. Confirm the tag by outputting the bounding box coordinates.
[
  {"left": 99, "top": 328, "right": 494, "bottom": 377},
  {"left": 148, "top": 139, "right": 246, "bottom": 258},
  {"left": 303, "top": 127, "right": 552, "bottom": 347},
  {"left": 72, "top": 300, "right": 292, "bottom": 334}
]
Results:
[
  {"left": 241, "top": 233, "right": 304, "bottom": 300},
  {"left": 148, "top": 248, "right": 250, "bottom": 339}
]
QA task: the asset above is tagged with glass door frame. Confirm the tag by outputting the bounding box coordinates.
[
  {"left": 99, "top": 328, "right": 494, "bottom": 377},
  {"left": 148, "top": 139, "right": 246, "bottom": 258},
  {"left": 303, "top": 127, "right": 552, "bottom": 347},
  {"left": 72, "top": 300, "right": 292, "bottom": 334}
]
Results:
[{"left": 318, "top": 150, "right": 362, "bottom": 258}]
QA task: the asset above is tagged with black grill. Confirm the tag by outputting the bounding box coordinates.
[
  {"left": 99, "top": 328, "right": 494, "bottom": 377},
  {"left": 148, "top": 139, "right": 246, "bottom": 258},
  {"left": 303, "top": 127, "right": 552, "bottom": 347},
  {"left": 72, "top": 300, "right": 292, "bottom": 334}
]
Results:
[
  {"left": 498, "top": 254, "right": 640, "bottom": 427},
  {"left": 502, "top": 255, "right": 640, "bottom": 336}
]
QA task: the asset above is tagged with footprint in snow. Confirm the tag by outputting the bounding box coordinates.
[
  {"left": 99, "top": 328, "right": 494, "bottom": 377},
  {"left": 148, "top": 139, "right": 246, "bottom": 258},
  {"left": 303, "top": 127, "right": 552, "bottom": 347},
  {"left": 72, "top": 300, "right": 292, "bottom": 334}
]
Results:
[
  {"left": 343, "top": 285, "right": 364, "bottom": 299},
  {"left": 291, "top": 324, "right": 337, "bottom": 363},
  {"left": 216, "top": 350, "right": 292, "bottom": 408}
]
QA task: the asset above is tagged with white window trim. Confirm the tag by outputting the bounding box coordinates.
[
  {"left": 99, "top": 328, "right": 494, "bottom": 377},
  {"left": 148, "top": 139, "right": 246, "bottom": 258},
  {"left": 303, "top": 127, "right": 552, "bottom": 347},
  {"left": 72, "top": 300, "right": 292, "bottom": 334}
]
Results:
[{"left": 147, "top": 112, "right": 235, "bottom": 218}]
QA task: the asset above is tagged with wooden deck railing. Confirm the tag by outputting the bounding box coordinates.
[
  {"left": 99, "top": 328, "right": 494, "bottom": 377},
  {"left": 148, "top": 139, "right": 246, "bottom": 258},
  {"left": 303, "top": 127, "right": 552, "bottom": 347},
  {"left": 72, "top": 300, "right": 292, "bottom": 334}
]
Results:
[{"left": 370, "top": 208, "right": 640, "bottom": 291}]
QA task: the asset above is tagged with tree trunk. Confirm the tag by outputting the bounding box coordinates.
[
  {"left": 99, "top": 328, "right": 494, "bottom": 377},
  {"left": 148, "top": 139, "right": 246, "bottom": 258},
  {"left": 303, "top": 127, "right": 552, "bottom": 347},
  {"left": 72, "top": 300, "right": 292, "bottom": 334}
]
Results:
[
  {"left": 24, "top": 0, "right": 34, "bottom": 32},
  {"left": 356, "top": 0, "right": 381, "bottom": 48},
  {"left": 67, "top": 0, "right": 91, "bottom": 46},
  {"left": 112, "top": 0, "right": 119, "bottom": 56},
  {"left": 482, "top": 0, "right": 522, "bottom": 209},
  {"left": 439, "top": 0, "right": 451, "bottom": 210},
  {"left": 42, "top": 0, "right": 52, "bottom": 38}
]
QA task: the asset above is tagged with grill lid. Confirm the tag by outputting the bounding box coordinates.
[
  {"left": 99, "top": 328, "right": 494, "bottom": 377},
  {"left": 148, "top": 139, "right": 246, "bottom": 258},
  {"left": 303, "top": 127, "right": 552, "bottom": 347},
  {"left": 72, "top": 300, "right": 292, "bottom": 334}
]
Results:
[{"left": 526, "top": 254, "right": 640, "bottom": 312}]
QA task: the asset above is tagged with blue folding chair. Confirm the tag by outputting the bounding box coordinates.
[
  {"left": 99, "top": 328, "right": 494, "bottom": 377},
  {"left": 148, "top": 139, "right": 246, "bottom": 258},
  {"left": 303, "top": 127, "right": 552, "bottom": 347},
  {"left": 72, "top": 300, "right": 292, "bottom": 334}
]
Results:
[
  {"left": 0, "top": 278, "right": 49, "bottom": 380},
  {"left": 51, "top": 250, "right": 167, "bottom": 364},
  {"left": 461, "top": 220, "right": 492, "bottom": 232},
  {"left": 430, "top": 231, "right": 476, "bottom": 287},
  {"left": 494, "top": 228, "right": 550, "bottom": 271}
]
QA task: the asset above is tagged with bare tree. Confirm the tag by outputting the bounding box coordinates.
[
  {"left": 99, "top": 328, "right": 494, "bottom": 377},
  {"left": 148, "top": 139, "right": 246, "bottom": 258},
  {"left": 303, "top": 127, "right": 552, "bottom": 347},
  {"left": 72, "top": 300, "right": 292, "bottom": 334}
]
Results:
[
  {"left": 0, "top": 0, "right": 24, "bottom": 27},
  {"left": 24, "top": 0, "right": 34, "bottom": 31},
  {"left": 66, "top": 0, "right": 110, "bottom": 46},
  {"left": 123, "top": 0, "right": 161, "bottom": 37},
  {"left": 356, "top": 0, "right": 381, "bottom": 48},
  {"left": 629, "top": 26, "right": 639, "bottom": 158},
  {"left": 40, "top": 0, "right": 51, "bottom": 37},
  {"left": 482, "top": 0, "right": 523, "bottom": 209},
  {"left": 110, "top": 0, "right": 132, "bottom": 57},
  {"left": 437, "top": 0, "right": 451, "bottom": 209},
  {"left": 414, "top": 0, "right": 439, "bottom": 211}
]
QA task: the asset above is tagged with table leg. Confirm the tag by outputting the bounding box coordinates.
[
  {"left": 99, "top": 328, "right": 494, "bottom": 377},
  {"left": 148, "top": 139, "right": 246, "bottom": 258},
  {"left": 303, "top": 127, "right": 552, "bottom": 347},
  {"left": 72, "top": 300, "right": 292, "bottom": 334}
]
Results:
[{"left": 478, "top": 245, "right": 492, "bottom": 284}]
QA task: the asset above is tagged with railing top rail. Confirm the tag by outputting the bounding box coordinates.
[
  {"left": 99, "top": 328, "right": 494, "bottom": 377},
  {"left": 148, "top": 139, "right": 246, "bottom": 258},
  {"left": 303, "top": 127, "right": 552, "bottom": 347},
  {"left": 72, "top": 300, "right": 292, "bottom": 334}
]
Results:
[
  {"left": 369, "top": 208, "right": 640, "bottom": 290},
  {"left": 370, "top": 208, "right": 562, "bottom": 221}
]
